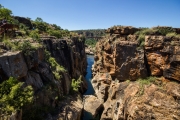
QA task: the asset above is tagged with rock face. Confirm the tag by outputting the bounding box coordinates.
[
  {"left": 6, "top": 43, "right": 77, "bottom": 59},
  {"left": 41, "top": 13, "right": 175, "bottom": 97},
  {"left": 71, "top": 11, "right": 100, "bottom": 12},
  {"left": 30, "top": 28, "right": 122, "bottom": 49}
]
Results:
[
  {"left": 14, "top": 16, "right": 33, "bottom": 29},
  {"left": 0, "top": 37, "right": 87, "bottom": 120},
  {"left": 83, "top": 95, "right": 103, "bottom": 118},
  {"left": 0, "top": 51, "right": 28, "bottom": 79},
  {"left": 101, "top": 80, "right": 180, "bottom": 120},
  {"left": 93, "top": 29, "right": 147, "bottom": 81},
  {"left": 145, "top": 35, "right": 180, "bottom": 81},
  {"left": 91, "top": 26, "right": 180, "bottom": 120}
]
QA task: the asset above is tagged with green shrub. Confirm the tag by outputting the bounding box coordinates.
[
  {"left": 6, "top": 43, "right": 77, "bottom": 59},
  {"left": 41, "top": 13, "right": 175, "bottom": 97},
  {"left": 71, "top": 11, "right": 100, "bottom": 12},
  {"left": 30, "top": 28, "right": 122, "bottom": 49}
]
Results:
[
  {"left": 154, "top": 26, "right": 174, "bottom": 35},
  {"left": 166, "top": 32, "right": 180, "bottom": 39},
  {"left": 3, "top": 37, "right": 18, "bottom": 51},
  {"left": 48, "top": 29, "right": 62, "bottom": 38},
  {"left": 71, "top": 76, "right": 82, "bottom": 92},
  {"left": 0, "top": 77, "right": 33, "bottom": 115},
  {"left": 29, "top": 29, "right": 40, "bottom": 40},
  {"left": 135, "top": 28, "right": 155, "bottom": 48},
  {"left": 45, "top": 51, "right": 66, "bottom": 80},
  {"left": 137, "top": 76, "right": 156, "bottom": 96}
]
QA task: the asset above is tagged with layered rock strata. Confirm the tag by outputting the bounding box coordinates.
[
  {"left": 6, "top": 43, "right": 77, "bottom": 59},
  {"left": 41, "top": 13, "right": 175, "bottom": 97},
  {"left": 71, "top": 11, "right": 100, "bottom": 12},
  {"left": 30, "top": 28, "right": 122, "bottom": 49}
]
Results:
[
  {"left": 0, "top": 37, "right": 87, "bottom": 120},
  {"left": 90, "top": 26, "right": 180, "bottom": 120}
]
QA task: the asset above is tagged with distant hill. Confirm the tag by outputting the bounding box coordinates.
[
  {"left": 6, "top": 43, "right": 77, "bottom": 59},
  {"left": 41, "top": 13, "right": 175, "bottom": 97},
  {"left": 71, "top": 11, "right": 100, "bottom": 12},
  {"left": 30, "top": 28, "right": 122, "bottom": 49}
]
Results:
[{"left": 71, "top": 29, "right": 106, "bottom": 38}]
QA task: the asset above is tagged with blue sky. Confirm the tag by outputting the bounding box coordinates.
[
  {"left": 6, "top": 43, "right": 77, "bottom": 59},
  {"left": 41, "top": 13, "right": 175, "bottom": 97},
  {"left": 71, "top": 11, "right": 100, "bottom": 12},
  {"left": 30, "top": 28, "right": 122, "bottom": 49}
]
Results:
[{"left": 1, "top": 0, "right": 180, "bottom": 30}]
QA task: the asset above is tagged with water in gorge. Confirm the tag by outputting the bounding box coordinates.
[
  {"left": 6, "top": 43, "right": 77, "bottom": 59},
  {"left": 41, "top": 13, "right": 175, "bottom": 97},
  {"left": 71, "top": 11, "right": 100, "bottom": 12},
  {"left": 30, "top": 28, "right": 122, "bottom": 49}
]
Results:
[
  {"left": 84, "top": 55, "right": 95, "bottom": 95},
  {"left": 83, "top": 55, "right": 95, "bottom": 120}
]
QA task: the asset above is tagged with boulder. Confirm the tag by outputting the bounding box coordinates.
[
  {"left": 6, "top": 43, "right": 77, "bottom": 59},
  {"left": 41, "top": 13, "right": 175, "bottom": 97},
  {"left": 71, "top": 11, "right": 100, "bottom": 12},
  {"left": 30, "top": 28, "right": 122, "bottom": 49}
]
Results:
[
  {"left": 83, "top": 95, "right": 103, "bottom": 118},
  {"left": 0, "top": 51, "right": 28, "bottom": 79},
  {"left": 91, "top": 73, "right": 112, "bottom": 101}
]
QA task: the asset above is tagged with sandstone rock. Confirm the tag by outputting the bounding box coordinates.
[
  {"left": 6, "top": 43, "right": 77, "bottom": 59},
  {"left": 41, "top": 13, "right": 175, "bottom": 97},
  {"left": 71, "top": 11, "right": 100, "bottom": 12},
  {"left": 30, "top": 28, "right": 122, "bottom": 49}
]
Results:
[
  {"left": 101, "top": 80, "right": 180, "bottom": 120},
  {"left": 93, "top": 37, "right": 147, "bottom": 80},
  {"left": 91, "top": 73, "right": 112, "bottom": 101},
  {"left": 0, "top": 51, "right": 28, "bottom": 79},
  {"left": 51, "top": 95, "right": 83, "bottom": 120},
  {"left": 83, "top": 95, "right": 103, "bottom": 118},
  {"left": 145, "top": 35, "right": 180, "bottom": 81},
  {"left": 106, "top": 26, "right": 139, "bottom": 35}
]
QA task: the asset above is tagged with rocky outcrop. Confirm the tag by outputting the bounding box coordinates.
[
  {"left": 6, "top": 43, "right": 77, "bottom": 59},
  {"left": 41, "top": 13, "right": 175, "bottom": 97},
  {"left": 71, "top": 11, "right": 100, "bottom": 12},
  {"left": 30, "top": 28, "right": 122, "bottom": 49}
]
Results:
[
  {"left": 145, "top": 35, "right": 180, "bottom": 81},
  {"left": 85, "top": 46, "right": 94, "bottom": 55},
  {"left": 14, "top": 16, "right": 33, "bottom": 29},
  {"left": 101, "top": 79, "right": 180, "bottom": 120},
  {"left": 91, "top": 26, "right": 180, "bottom": 119},
  {"left": 48, "top": 95, "right": 83, "bottom": 120},
  {"left": 93, "top": 30, "right": 147, "bottom": 81},
  {"left": 83, "top": 95, "right": 103, "bottom": 118},
  {"left": 0, "top": 37, "right": 87, "bottom": 119},
  {"left": 0, "top": 51, "right": 28, "bottom": 79}
]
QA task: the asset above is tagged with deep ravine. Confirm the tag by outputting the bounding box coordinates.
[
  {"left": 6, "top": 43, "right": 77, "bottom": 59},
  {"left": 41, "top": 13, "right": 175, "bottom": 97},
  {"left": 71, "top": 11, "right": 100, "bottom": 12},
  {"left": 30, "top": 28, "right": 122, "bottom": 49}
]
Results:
[
  {"left": 83, "top": 55, "right": 95, "bottom": 120},
  {"left": 84, "top": 55, "right": 95, "bottom": 95}
]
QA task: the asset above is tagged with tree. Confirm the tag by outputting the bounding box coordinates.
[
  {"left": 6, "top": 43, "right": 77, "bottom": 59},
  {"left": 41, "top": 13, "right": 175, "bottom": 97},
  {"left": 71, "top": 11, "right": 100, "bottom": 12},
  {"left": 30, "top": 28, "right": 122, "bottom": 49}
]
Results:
[
  {"left": 0, "top": 4, "right": 12, "bottom": 20},
  {"left": 0, "top": 4, "right": 4, "bottom": 8},
  {"left": 35, "top": 17, "right": 43, "bottom": 23}
]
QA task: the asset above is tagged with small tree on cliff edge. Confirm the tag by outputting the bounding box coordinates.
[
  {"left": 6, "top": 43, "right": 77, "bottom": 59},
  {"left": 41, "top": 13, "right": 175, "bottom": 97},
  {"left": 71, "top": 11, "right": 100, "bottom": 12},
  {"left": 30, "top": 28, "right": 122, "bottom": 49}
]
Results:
[{"left": 0, "top": 4, "right": 13, "bottom": 21}]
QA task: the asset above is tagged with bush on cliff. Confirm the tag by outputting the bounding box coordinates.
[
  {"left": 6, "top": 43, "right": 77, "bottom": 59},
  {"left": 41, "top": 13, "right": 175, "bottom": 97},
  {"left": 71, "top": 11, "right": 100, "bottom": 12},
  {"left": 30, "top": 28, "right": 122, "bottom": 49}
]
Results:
[
  {"left": 70, "top": 75, "right": 82, "bottom": 93},
  {"left": 45, "top": 50, "right": 66, "bottom": 80},
  {"left": 135, "top": 27, "right": 177, "bottom": 48},
  {"left": 0, "top": 77, "right": 33, "bottom": 115}
]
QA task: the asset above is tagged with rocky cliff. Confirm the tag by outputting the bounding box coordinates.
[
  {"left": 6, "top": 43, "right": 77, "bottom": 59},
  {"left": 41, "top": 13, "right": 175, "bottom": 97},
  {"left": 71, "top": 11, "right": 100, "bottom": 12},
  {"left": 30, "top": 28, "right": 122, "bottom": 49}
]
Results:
[
  {"left": 0, "top": 37, "right": 87, "bottom": 120},
  {"left": 89, "top": 26, "right": 180, "bottom": 120}
]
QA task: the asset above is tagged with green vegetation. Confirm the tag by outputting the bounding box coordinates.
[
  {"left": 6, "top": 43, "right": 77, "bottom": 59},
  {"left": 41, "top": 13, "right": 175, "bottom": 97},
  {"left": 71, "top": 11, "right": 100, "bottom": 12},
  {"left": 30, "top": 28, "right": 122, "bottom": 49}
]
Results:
[
  {"left": 70, "top": 75, "right": 82, "bottom": 93},
  {"left": 0, "top": 77, "right": 33, "bottom": 115},
  {"left": 135, "top": 27, "right": 180, "bottom": 49},
  {"left": 166, "top": 32, "right": 180, "bottom": 38},
  {"left": 85, "top": 38, "right": 97, "bottom": 47},
  {"left": 0, "top": 4, "right": 73, "bottom": 41},
  {"left": 2, "top": 37, "right": 41, "bottom": 55},
  {"left": 72, "top": 29, "right": 105, "bottom": 38},
  {"left": 136, "top": 76, "right": 156, "bottom": 96},
  {"left": 0, "top": 4, "right": 19, "bottom": 25},
  {"left": 45, "top": 50, "right": 66, "bottom": 80}
]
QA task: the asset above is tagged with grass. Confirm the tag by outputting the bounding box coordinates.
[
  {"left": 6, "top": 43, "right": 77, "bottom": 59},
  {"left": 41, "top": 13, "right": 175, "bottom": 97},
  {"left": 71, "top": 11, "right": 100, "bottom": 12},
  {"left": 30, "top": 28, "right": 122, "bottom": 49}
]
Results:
[
  {"left": 134, "top": 27, "right": 179, "bottom": 48},
  {"left": 137, "top": 76, "right": 156, "bottom": 96},
  {"left": 166, "top": 32, "right": 180, "bottom": 39}
]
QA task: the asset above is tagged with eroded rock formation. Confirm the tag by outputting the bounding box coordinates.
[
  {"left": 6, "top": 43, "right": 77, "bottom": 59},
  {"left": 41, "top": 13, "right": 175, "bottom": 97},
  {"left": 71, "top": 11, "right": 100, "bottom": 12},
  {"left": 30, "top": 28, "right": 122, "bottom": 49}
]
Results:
[
  {"left": 90, "top": 26, "right": 180, "bottom": 120},
  {"left": 0, "top": 37, "right": 87, "bottom": 120}
]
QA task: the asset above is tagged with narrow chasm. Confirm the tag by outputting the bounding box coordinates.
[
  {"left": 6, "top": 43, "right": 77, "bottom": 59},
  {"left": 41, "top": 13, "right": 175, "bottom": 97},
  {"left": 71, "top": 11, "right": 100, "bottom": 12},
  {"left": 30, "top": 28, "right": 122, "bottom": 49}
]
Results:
[
  {"left": 84, "top": 55, "right": 95, "bottom": 95},
  {"left": 82, "top": 55, "right": 96, "bottom": 120}
]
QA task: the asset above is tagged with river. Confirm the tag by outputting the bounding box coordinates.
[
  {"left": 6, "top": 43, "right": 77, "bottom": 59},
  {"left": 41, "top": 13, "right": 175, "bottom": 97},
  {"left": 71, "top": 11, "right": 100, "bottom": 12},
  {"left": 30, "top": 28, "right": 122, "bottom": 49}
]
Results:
[
  {"left": 84, "top": 55, "right": 95, "bottom": 95},
  {"left": 83, "top": 55, "right": 95, "bottom": 120}
]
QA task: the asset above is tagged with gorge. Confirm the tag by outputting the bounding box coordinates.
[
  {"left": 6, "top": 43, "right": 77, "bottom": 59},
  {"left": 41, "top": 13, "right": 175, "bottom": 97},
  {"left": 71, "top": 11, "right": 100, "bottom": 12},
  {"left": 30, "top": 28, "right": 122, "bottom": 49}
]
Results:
[{"left": 1, "top": 23, "right": 180, "bottom": 120}]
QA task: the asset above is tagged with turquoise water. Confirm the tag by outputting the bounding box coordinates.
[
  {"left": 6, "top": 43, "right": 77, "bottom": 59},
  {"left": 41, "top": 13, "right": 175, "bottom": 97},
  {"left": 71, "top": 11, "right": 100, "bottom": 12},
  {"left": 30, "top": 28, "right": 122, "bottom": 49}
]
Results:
[{"left": 84, "top": 55, "right": 95, "bottom": 95}]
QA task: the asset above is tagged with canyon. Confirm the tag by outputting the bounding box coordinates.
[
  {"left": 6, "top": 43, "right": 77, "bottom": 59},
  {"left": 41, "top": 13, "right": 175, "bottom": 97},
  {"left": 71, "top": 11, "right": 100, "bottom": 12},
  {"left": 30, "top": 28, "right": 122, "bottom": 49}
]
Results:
[
  {"left": 86, "top": 26, "right": 180, "bottom": 120},
  {"left": 0, "top": 25, "right": 180, "bottom": 120}
]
